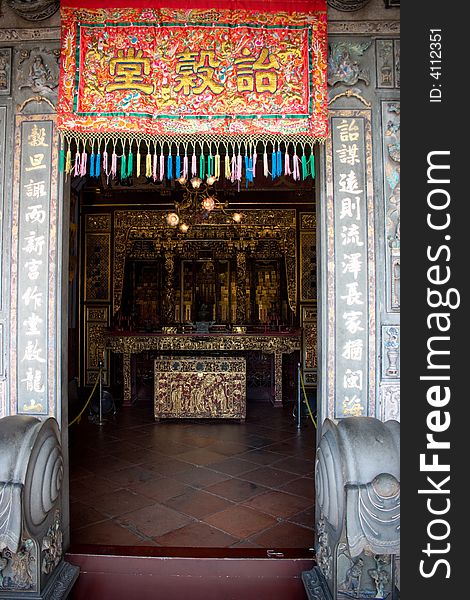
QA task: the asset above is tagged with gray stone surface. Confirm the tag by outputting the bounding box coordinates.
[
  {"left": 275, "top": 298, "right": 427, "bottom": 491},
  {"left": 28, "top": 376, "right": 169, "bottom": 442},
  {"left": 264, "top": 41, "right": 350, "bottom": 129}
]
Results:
[
  {"left": 0, "top": 416, "right": 76, "bottom": 599},
  {"left": 314, "top": 417, "right": 400, "bottom": 598}
]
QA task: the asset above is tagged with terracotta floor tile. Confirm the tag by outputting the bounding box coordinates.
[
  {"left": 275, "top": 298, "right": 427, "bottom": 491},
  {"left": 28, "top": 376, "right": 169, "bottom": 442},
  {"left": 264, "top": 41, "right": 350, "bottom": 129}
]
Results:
[
  {"left": 69, "top": 480, "right": 100, "bottom": 503},
  {"left": 241, "top": 491, "right": 312, "bottom": 518},
  {"left": 163, "top": 489, "right": 234, "bottom": 519},
  {"left": 249, "top": 522, "right": 314, "bottom": 549},
  {"left": 176, "top": 434, "right": 218, "bottom": 448},
  {"left": 270, "top": 456, "right": 314, "bottom": 476},
  {"left": 279, "top": 477, "right": 315, "bottom": 500},
  {"left": 132, "top": 477, "right": 191, "bottom": 502},
  {"left": 69, "top": 465, "right": 94, "bottom": 481},
  {"left": 70, "top": 501, "right": 107, "bottom": 529},
  {"left": 287, "top": 506, "right": 316, "bottom": 530},
  {"left": 244, "top": 435, "right": 279, "bottom": 448},
  {"left": 176, "top": 448, "right": 228, "bottom": 466},
  {"left": 72, "top": 519, "right": 146, "bottom": 546},
  {"left": 140, "top": 439, "right": 194, "bottom": 455},
  {"left": 143, "top": 458, "right": 194, "bottom": 476},
  {"left": 118, "top": 503, "right": 194, "bottom": 538},
  {"left": 267, "top": 441, "right": 315, "bottom": 458},
  {"left": 205, "top": 506, "right": 276, "bottom": 539},
  {"left": 91, "top": 488, "right": 155, "bottom": 518},
  {"left": 238, "top": 448, "right": 286, "bottom": 465},
  {"left": 71, "top": 475, "right": 123, "bottom": 500},
  {"left": 208, "top": 457, "right": 259, "bottom": 476},
  {"left": 205, "top": 478, "right": 268, "bottom": 503},
  {"left": 239, "top": 466, "right": 299, "bottom": 488},
  {"left": 69, "top": 402, "right": 317, "bottom": 549},
  {"left": 105, "top": 465, "right": 159, "bottom": 486},
  {"left": 86, "top": 456, "right": 136, "bottom": 475},
  {"left": 170, "top": 466, "right": 230, "bottom": 488},
  {"left": 101, "top": 440, "right": 143, "bottom": 454},
  {"left": 107, "top": 446, "right": 151, "bottom": 464},
  {"left": 155, "top": 522, "right": 238, "bottom": 547},
  {"left": 206, "top": 440, "right": 254, "bottom": 456}
]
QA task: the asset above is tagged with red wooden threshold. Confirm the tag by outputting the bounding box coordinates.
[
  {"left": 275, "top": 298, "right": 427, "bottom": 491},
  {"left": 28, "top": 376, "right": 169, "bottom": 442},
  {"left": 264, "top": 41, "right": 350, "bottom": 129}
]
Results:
[{"left": 66, "top": 547, "right": 315, "bottom": 600}]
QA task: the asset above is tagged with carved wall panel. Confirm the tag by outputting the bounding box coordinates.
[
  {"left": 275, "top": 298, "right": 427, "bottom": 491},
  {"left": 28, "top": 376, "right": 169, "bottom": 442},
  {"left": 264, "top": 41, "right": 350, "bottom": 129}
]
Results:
[
  {"left": 300, "top": 212, "right": 316, "bottom": 230},
  {"left": 380, "top": 383, "right": 400, "bottom": 422},
  {"left": 0, "top": 323, "right": 4, "bottom": 379},
  {"left": 14, "top": 44, "right": 60, "bottom": 111},
  {"left": 0, "top": 380, "right": 4, "bottom": 420},
  {"left": 300, "top": 231, "right": 317, "bottom": 302},
  {"left": 376, "top": 39, "right": 400, "bottom": 88},
  {"left": 328, "top": 21, "right": 400, "bottom": 35},
  {"left": 85, "top": 213, "right": 111, "bottom": 232},
  {"left": 328, "top": 40, "right": 372, "bottom": 87},
  {"left": 0, "top": 105, "right": 6, "bottom": 308},
  {"left": 84, "top": 307, "right": 109, "bottom": 387},
  {"left": 394, "top": 40, "right": 400, "bottom": 87},
  {"left": 302, "top": 306, "right": 317, "bottom": 385},
  {"left": 0, "top": 47, "right": 12, "bottom": 95},
  {"left": 0, "top": 29, "right": 60, "bottom": 43},
  {"left": 327, "top": 0, "right": 372, "bottom": 10},
  {"left": 382, "top": 101, "right": 400, "bottom": 312},
  {"left": 381, "top": 325, "right": 399, "bottom": 379},
  {"left": 0, "top": 538, "right": 38, "bottom": 592},
  {"left": 84, "top": 233, "right": 110, "bottom": 302},
  {"left": 6, "top": 0, "right": 59, "bottom": 22},
  {"left": 112, "top": 209, "right": 297, "bottom": 316},
  {"left": 337, "top": 545, "right": 394, "bottom": 599}
]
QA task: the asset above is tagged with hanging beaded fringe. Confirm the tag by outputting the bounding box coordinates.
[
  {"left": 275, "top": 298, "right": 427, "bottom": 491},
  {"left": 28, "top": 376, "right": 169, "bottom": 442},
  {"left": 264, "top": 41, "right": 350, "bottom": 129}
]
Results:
[{"left": 59, "top": 135, "right": 316, "bottom": 183}]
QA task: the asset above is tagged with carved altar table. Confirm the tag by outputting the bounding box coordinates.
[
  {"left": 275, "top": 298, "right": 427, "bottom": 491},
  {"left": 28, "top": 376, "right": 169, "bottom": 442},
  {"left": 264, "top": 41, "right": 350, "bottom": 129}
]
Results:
[
  {"left": 154, "top": 356, "right": 246, "bottom": 421},
  {"left": 104, "top": 331, "right": 301, "bottom": 407}
]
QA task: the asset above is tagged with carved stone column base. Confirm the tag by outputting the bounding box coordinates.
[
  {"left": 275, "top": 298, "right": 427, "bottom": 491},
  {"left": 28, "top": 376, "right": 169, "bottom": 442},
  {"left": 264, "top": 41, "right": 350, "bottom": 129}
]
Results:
[
  {"left": 0, "top": 561, "right": 79, "bottom": 600},
  {"left": 302, "top": 567, "right": 333, "bottom": 600}
]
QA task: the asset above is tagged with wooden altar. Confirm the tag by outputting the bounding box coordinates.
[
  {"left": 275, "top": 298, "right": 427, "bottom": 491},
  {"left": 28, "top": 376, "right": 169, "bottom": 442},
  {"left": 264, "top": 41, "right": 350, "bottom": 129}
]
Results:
[
  {"left": 105, "top": 331, "right": 301, "bottom": 407},
  {"left": 154, "top": 356, "right": 246, "bottom": 421}
]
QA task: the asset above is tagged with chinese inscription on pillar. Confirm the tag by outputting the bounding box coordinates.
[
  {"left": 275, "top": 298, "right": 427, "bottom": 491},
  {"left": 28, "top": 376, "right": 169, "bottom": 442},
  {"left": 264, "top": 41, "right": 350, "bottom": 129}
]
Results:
[
  {"left": 332, "top": 117, "right": 369, "bottom": 418},
  {"left": 16, "top": 121, "right": 53, "bottom": 415}
]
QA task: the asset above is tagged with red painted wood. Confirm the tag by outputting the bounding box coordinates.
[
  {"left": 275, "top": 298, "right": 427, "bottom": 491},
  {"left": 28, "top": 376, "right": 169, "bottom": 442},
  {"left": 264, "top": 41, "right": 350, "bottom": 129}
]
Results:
[{"left": 67, "top": 552, "right": 314, "bottom": 600}]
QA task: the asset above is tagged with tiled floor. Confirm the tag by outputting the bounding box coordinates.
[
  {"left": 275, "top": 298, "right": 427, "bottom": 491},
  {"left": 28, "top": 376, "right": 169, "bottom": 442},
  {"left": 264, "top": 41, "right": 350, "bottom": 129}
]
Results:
[{"left": 69, "top": 399, "right": 316, "bottom": 550}]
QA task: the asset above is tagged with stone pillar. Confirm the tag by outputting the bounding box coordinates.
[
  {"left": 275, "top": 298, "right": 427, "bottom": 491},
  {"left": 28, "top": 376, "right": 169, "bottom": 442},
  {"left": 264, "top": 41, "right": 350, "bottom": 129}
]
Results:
[
  {"left": 303, "top": 417, "right": 400, "bottom": 600},
  {"left": 0, "top": 415, "right": 79, "bottom": 598},
  {"left": 314, "top": 12, "right": 401, "bottom": 597},
  {"left": 318, "top": 22, "right": 400, "bottom": 428},
  {"left": 0, "top": 15, "right": 74, "bottom": 589}
]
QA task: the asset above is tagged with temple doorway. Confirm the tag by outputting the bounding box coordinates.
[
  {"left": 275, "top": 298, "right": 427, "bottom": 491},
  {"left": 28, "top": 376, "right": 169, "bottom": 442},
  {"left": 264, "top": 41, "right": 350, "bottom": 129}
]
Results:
[{"left": 66, "top": 145, "right": 318, "bottom": 552}]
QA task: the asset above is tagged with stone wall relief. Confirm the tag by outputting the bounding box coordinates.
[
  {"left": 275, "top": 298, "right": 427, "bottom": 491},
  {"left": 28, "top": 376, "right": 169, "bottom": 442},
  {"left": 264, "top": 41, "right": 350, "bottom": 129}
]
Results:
[
  {"left": 380, "top": 383, "right": 400, "bottom": 422},
  {"left": 327, "top": 0, "right": 372, "bottom": 11},
  {"left": 381, "top": 325, "right": 399, "bottom": 379},
  {"left": 0, "top": 539, "right": 37, "bottom": 592},
  {"left": 15, "top": 45, "right": 59, "bottom": 110},
  {"left": 0, "top": 48, "right": 12, "bottom": 96},
  {"left": 328, "top": 41, "right": 372, "bottom": 87},
  {"left": 41, "top": 510, "right": 62, "bottom": 575},
  {"left": 376, "top": 39, "right": 400, "bottom": 89},
  {"left": 382, "top": 102, "right": 400, "bottom": 311},
  {"left": 328, "top": 40, "right": 373, "bottom": 109},
  {"left": 317, "top": 516, "right": 333, "bottom": 582},
  {"left": 5, "top": 0, "right": 59, "bottom": 22},
  {"left": 337, "top": 544, "right": 394, "bottom": 599}
]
